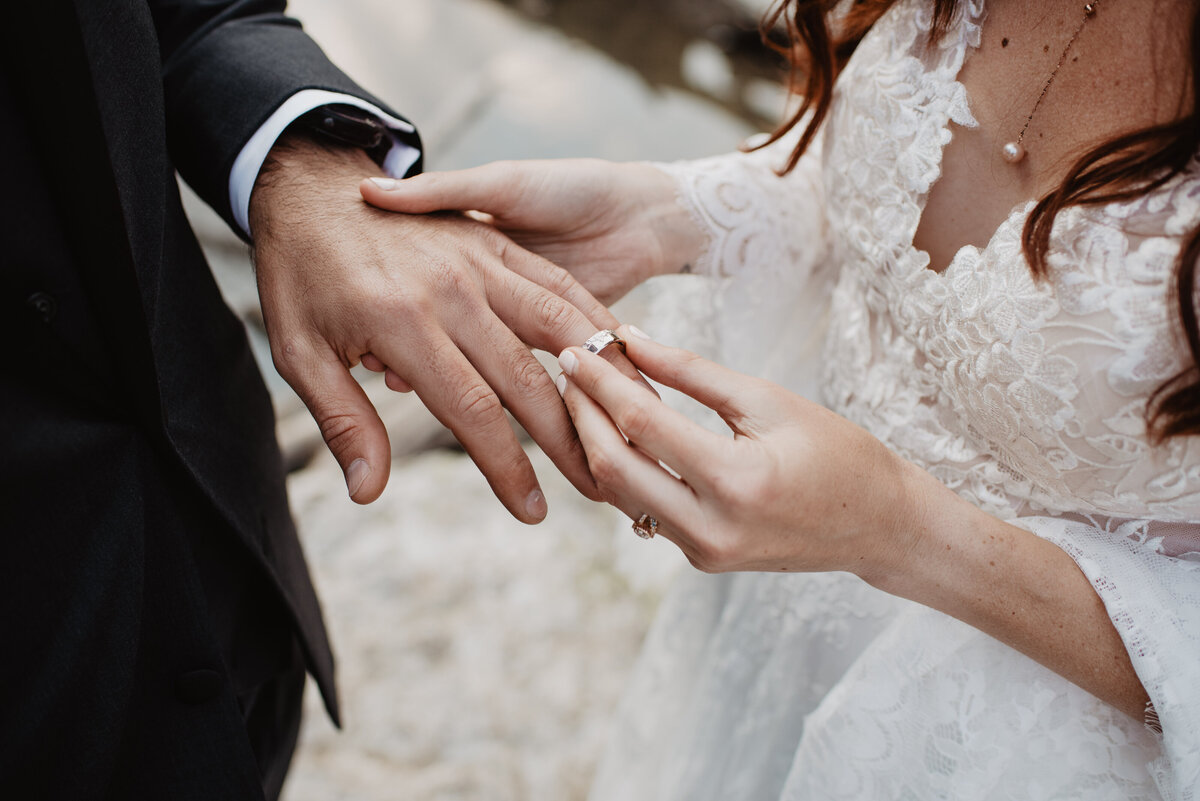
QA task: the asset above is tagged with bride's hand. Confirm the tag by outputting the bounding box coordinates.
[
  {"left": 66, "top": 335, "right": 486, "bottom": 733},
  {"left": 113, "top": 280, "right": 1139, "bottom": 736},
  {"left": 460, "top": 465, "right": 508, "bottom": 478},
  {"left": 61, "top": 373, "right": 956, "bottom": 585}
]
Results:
[
  {"left": 559, "top": 327, "right": 1154, "bottom": 722},
  {"left": 555, "top": 325, "right": 932, "bottom": 578},
  {"left": 360, "top": 160, "right": 704, "bottom": 305}
]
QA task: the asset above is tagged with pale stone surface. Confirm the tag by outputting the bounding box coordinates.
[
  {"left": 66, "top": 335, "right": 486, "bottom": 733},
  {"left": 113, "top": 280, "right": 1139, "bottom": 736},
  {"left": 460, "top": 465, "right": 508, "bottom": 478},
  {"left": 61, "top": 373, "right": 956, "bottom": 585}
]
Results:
[{"left": 282, "top": 445, "right": 683, "bottom": 801}]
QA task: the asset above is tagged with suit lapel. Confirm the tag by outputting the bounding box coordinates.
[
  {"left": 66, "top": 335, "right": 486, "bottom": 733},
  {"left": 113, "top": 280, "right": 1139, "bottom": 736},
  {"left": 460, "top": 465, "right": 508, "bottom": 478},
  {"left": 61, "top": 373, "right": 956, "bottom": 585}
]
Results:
[
  {"left": 69, "top": 0, "right": 170, "bottom": 301},
  {"left": 0, "top": 0, "right": 162, "bottom": 429}
]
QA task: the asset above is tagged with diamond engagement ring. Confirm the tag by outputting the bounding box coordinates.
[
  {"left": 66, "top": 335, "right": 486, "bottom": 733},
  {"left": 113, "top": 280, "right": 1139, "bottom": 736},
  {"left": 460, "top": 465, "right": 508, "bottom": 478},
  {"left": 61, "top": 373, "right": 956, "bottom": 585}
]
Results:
[
  {"left": 583, "top": 329, "right": 626, "bottom": 356},
  {"left": 632, "top": 514, "right": 658, "bottom": 539}
]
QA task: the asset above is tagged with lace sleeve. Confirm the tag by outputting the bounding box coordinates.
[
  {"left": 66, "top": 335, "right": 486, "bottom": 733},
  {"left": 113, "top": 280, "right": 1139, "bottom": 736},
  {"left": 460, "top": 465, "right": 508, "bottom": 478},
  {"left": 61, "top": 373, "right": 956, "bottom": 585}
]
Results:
[
  {"left": 648, "top": 128, "right": 836, "bottom": 396},
  {"left": 651, "top": 127, "right": 830, "bottom": 282},
  {"left": 1012, "top": 516, "right": 1200, "bottom": 801}
]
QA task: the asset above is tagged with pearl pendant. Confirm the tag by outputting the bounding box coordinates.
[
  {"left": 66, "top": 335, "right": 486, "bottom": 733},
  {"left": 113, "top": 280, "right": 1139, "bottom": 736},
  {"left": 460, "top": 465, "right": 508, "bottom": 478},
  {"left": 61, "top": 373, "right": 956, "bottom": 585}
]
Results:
[{"left": 1001, "top": 141, "right": 1026, "bottom": 164}]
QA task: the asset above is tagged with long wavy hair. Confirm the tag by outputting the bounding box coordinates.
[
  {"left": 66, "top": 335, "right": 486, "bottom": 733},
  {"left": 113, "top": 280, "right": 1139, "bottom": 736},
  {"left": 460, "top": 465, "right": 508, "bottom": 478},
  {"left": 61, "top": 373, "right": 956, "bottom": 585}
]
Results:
[{"left": 756, "top": 0, "right": 1200, "bottom": 441}]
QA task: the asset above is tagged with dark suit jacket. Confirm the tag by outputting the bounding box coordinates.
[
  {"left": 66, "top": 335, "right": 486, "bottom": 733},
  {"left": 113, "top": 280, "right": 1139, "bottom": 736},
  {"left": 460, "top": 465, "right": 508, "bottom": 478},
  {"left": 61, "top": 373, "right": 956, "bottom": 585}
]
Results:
[{"left": 0, "top": 1, "right": 418, "bottom": 797}]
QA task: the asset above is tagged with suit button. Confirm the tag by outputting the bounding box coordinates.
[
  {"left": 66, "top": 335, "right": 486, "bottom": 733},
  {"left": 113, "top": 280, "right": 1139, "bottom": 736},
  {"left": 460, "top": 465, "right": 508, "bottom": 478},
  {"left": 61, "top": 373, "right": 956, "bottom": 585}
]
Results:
[
  {"left": 174, "top": 668, "right": 224, "bottom": 705},
  {"left": 25, "top": 291, "right": 57, "bottom": 323}
]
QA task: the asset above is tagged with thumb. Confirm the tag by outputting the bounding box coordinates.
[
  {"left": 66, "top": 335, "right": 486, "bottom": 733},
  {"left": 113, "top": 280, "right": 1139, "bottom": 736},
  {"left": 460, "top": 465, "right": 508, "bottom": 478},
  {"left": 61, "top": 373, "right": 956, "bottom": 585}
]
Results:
[
  {"left": 360, "top": 166, "right": 514, "bottom": 215},
  {"left": 282, "top": 349, "right": 392, "bottom": 503}
]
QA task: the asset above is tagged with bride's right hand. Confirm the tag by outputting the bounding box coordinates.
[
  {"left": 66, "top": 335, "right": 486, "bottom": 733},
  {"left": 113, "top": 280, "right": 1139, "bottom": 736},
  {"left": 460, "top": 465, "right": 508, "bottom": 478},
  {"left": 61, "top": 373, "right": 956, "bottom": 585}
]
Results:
[{"left": 359, "top": 159, "right": 705, "bottom": 305}]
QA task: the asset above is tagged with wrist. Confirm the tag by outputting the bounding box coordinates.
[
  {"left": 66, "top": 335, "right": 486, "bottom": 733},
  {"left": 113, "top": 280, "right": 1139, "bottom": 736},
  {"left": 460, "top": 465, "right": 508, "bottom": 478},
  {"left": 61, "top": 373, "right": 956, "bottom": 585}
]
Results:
[
  {"left": 632, "top": 163, "right": 707, "bottom": 279},
  {"left": 857, "top": 457, "right": 963, "bottom": 598},
  {"left": 249, "top": 130, "right": 379, "bottom": 240},
  {"left": 866, "top": 458, "right": 1026, "bottom": 617}
]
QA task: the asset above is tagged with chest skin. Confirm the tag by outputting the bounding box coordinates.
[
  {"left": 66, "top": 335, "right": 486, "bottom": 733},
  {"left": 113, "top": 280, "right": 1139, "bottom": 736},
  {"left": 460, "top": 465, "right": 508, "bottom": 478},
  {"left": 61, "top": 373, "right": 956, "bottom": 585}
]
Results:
[{"left": 912, "top": 0, "right": 1195, "bottom": 274}]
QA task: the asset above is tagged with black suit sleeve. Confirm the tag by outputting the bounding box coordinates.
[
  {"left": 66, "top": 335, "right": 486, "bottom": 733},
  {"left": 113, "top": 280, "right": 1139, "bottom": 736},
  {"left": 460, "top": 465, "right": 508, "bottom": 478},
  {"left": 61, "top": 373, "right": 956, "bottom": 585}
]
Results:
[{"left": 149, "top": 0, "right": 421, "bottom": 232}]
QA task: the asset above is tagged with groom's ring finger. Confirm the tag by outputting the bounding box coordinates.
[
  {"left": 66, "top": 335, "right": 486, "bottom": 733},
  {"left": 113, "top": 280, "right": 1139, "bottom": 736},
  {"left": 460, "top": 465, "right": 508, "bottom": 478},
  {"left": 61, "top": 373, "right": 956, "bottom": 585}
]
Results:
[{"left": 582, "top": 329, "right": 626, "bottom": 357}]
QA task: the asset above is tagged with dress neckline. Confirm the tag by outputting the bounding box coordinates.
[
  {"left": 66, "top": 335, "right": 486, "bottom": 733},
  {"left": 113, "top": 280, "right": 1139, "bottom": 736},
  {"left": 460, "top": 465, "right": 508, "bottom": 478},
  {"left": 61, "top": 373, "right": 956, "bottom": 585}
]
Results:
[{"left": 899, "top": 0, "right": 1019, "bottom": 282}]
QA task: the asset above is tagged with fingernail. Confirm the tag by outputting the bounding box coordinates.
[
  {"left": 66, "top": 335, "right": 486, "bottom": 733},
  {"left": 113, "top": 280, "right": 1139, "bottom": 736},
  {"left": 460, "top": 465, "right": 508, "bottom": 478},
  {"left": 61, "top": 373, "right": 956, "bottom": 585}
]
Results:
[
  {"left": 628, "top": 325, "right": 652, "bottom": 340},
  {"left": 555, "top": 373, "right": 567, "bottom": 397},
  {"left": 558, "top": 349, "right": 579, "bottom": 376},
  {"left": 346, "top": 458, "right": 371, "bottom": 498},
  {"left": 526, "top": 489, "right": 547, "bottom": 521},
  {"left": 368, "top": 177, "right": 398, "bottom": 190}
]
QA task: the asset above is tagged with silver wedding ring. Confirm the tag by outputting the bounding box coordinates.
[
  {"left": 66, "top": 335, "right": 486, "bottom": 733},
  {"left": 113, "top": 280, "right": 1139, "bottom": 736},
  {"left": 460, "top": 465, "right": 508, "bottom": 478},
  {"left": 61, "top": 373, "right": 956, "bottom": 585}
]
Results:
[{"left": 583, "top": 329, "right": 626, "bottom": 356}]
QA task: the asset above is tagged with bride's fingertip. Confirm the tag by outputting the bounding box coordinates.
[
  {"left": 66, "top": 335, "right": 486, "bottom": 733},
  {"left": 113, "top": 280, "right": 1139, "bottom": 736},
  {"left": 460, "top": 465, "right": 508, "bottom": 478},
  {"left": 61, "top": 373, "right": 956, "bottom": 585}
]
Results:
[
  {"left": 626, "top": 325, "right": 653, "bottom": 341},
  {"left": 558, "top": 349, "right": 580, "bottom": 376},
  {"left": 367, "top": 177, "right": 399, "bottom": 191}
]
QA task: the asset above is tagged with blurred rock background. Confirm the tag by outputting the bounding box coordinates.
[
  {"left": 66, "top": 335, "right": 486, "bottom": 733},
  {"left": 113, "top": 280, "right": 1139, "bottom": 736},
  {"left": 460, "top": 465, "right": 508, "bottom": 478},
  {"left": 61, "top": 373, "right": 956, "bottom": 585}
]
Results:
[{"left": 180, "top": 0, "right": 781, "bottom": 798}]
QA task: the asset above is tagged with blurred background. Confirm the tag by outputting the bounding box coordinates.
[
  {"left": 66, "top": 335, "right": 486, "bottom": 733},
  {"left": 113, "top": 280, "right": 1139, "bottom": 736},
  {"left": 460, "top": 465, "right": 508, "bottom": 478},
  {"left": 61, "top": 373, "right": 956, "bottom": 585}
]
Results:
[{"left": 181, "top": 0, "right": 784, "bottom": 797}]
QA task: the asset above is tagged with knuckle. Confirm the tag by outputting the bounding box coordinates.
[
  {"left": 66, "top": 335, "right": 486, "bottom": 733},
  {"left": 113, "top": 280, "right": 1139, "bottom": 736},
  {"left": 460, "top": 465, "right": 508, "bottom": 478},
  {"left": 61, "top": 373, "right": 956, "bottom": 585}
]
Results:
[
  {"left": 690, "top": 537, "right": 735, "bottom": 574},
  {"left": 540, "top": 263, "right": 578, "bottom": 297},
  {"left": 453, "top": 381, "right": 505, "bottom": 426},
  {"left": 387, "top": 285, "right": 430, "bottom": 319},
  {"left": 586, "top": 446, "right": 624, "bottom": 494},
  {"left": 479, "top": 226, "right": 514, "bottom": 261},
  {"left": 497, "top": 448, "right": 531, "bottom": 484},
  {"left": 706, "top": 469, "right": 743, "bottom": 505},
  {"left": 614, "top": 397, "right": 654, "bottom": 441},
  {"left": 269, "top": 337, "right": 309, "bottom": 381},
  {"left": 594, "top": 484, "right": 621, "bottom": 507},
  {"left": 707, "top": 453, "right": 762, "bottom": 507},
  {"left": 511, "top": 354, "right": 551, "bottom": 396},
  {"left": 428, "top": 255, "right": 475, "bottom": 297},
  {"left": 531, "top": 292, "right": 578, "bottom": 340}
]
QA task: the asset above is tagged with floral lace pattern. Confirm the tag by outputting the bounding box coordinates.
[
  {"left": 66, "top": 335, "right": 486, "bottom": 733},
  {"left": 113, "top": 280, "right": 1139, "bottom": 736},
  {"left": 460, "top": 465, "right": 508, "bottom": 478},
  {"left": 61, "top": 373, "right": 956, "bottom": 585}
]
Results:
[{"left": 591, "top": 1, "right": 1200, "bottom": 799}]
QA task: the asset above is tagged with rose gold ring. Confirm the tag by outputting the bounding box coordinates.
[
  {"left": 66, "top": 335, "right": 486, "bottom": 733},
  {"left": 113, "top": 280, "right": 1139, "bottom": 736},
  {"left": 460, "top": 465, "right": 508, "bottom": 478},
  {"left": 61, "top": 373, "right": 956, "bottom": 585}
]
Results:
[{"left": 632, "top": 513, "right": 658, "bottom": 540}]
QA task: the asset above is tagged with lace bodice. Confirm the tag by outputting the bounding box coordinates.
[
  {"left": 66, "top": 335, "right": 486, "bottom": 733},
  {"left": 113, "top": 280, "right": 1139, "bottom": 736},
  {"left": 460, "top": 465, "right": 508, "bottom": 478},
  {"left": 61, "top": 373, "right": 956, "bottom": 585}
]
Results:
[
  {"left": 824, "top": 0, "right": 1200, "bottom": 537},
  {"left": 600, "top": 1, "right": 1200, "bottom": 799},
  {"left": 671, "top": 0, "right": 1200, "bottom": 540}
]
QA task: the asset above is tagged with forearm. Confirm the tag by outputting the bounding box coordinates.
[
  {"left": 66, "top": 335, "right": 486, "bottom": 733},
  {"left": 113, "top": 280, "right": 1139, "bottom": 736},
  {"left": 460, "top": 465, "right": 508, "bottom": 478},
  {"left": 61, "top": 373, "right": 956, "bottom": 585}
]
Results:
[{"left": 872, "top": 462, "right": 1149, "bottom": 721}]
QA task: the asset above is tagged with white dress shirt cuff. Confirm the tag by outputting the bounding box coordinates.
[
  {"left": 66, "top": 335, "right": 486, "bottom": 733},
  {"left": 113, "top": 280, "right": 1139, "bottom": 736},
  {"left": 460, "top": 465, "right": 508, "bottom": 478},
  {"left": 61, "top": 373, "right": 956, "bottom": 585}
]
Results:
[{"left": 229, "top": 88, "right": 420, "bottom": 236}]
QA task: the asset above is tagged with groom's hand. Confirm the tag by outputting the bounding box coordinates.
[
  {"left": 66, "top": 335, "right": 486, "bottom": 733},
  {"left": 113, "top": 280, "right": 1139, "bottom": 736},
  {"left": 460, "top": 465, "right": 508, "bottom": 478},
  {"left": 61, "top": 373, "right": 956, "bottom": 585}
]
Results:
[{"left": 249, "top": 132, "right": 618, "bottom": 520}]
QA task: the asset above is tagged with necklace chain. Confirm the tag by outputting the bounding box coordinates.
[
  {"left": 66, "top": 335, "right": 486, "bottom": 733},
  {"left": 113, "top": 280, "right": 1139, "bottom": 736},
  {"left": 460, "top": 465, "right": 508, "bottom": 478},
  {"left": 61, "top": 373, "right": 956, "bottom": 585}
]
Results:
[{"left": 1001, "top": 2, "right": 1101, "bottom": 164}]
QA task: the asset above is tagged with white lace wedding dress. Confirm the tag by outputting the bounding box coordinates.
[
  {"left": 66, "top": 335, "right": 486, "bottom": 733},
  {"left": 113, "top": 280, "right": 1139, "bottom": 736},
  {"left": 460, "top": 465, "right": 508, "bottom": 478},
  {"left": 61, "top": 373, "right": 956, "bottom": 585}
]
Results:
[{"left": 587, "top": 1, "right": 1200, "bottom": 799}]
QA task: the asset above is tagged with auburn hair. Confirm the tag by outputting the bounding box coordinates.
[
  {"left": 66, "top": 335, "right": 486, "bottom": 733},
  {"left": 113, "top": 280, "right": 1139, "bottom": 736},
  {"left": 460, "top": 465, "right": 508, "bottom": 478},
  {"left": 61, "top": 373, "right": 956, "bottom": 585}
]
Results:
[{"left": 755, "top": 0, "right": 1200, "bottom": 441}]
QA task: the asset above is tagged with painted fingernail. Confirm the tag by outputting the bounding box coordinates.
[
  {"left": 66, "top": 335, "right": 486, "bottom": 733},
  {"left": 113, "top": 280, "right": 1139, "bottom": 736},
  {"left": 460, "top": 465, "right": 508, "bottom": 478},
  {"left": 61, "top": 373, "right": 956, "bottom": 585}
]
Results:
[
  {"left": 368, "top": 177, "right": 398, "bottom": 190},
  {"left": 555, "top": 373, "right": 567, "bottom": 397},
  {"left": 628, "top": 325, "right": 652, "bottom": 340},
  {"left": 526, "top": 489, "right": 547, "bottom": 521},
  {"left": 558, "top": 349, "right": 579, "bottom": 376},
  {"left": 346, "top": 458, "right": 371, "bottom": 498}
]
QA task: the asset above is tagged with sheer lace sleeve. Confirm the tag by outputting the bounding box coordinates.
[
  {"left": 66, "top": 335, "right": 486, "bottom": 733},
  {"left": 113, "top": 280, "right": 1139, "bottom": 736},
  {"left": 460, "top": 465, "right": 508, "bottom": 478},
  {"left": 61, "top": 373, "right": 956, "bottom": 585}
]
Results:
[
  {"left": 650, "top": 129, "right": 836, "bottom": 396},
  {"left": 1010, "top": 516, "right": 1200, "bottom": 801}
]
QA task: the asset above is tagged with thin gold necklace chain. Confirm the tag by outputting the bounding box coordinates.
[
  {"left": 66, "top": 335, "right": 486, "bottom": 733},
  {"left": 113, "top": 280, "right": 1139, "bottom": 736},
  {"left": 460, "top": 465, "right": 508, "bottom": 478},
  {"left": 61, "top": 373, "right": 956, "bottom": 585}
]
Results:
[{"left": 1003, "top": 1, "right": 1102, "bottom": 163}]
